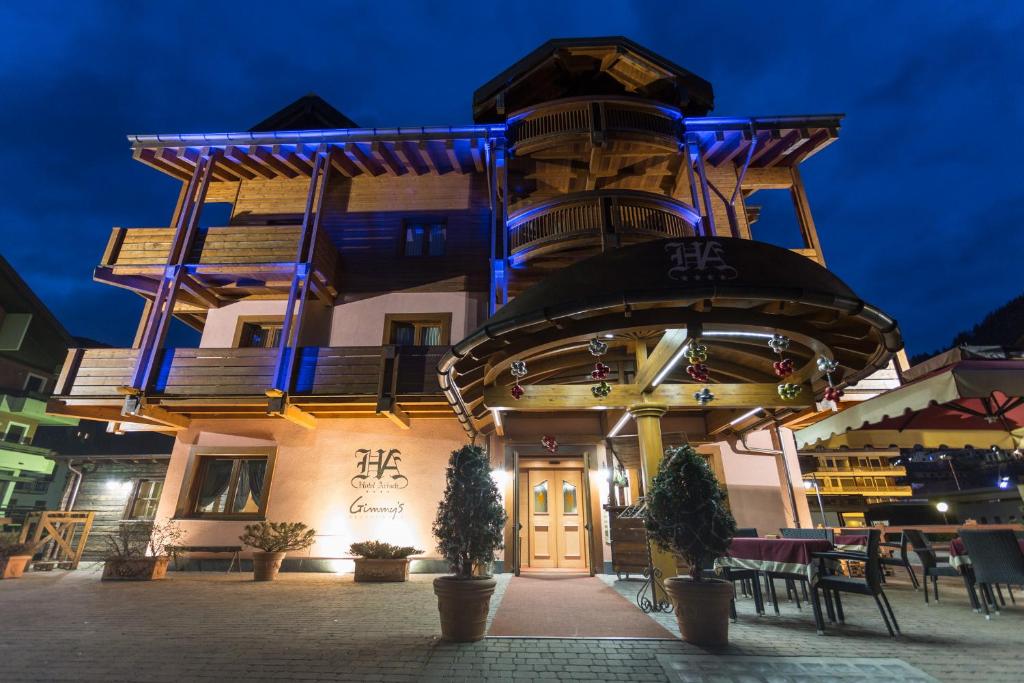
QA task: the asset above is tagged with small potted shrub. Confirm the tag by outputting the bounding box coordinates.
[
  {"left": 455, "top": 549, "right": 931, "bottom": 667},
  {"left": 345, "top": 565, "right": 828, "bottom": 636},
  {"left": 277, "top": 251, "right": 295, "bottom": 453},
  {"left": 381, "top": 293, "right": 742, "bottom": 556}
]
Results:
[
  {"left": 239, "top": 521, "right": 316, "bottom": 581},
  {"left": 102, "top": 521, "right": 183, "bottom": 581},
  {"left": 350, "top": 541, "right": 423, "bottom": 582},
  {"left": 0, "top": 533, "right": 37, "bottom": 579},
  {"left": 644, "top": 444, "right": 737, "bottom": 646},
  {"left": 432, "top": 444, "right": 507, "bottom": 642}
]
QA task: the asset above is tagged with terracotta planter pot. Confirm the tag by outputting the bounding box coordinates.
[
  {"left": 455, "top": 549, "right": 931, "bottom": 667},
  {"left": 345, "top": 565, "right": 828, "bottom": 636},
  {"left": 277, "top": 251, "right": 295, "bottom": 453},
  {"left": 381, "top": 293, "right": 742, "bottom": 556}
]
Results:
[
  {"left": 252, "top": 551, "right": 287, "bottom": 581},
  {"left": 102, "top": 556, "right": 170, "bottom": 581},
  {"left": 0, "top": 555, "right": 32, "bottom": 579},
  {"left": 433, "top": 576, "right": 496, "bottom": 642},
  {"left": 354, "top": 558, "right": 411, "bottom": 582},
  {"left": 665, "top": 576, "right": 733, "bottom": 646}
]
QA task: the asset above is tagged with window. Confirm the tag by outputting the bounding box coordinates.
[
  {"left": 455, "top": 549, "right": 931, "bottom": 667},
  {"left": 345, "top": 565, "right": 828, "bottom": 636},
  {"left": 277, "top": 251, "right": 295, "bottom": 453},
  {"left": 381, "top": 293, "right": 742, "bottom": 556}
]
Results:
[
  {"left": 184, "top": 451, "right": 272, "bottom": 519},
  {"left": 237, "top": 321, "right": 283, "bottom": 348},
  {"left": 4, "top": 423, "right": 28, "bottom": 444},
  {"left": 384, "top": 313, "right": 451, "bottom": 346},
  {"left": 125, "top": 480, "right": 164, "bottom": 520},
  {"left": 23, "top": 373, "right": 47, "bottom": 393},
  {"left": 403, "top": 222, "right": 446, "bottom": 256}
]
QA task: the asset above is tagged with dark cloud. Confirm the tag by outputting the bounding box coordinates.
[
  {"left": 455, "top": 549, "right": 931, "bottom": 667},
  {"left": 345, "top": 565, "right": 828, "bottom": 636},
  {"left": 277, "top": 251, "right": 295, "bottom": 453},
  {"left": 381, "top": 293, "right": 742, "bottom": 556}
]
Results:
[{"left": 2, "top": 1, "right": 1022, "bottom": 354}]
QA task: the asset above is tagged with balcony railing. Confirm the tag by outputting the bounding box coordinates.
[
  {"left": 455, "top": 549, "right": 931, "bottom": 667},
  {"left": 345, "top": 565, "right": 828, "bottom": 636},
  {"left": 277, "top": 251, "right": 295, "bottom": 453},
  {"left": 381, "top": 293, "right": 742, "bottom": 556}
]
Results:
[
  {"left": 55, "top": 346, "right": 445, "bottom": 404},
  {"left": 97, "top": 224, "right": 338, "bottom": 304},
  {"left": 507, "top": 190, "right": 699, "bottom": 263},
  {"left": 507, "top": 97, "right": 681, "bottom": 154}
]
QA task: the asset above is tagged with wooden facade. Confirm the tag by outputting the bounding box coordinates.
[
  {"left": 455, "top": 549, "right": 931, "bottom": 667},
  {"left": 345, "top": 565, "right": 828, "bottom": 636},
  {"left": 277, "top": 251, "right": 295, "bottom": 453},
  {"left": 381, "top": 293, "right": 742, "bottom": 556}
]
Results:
[{"left": 42, "top": 37, "right": 910, "bottom": 568}]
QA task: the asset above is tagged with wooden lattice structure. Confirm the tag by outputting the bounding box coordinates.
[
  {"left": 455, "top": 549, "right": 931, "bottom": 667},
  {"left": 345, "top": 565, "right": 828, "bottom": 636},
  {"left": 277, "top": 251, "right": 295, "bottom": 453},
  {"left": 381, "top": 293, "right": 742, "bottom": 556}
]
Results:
[{"left": 19, "top": 511, "right": 95, "bottom": 570}]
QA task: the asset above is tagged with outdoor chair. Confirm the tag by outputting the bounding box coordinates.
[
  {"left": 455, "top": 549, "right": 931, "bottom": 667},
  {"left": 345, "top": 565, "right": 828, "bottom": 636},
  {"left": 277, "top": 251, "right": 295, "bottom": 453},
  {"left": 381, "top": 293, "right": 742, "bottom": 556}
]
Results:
[
  {"left": 960, "top": 529, "right": 1024, "bottom": 619},
  {"left": 811, "top": 528, "right": 900, "bottom": 638},
  {"left": 730, "top": 528, "right": 760, "bottom": 599},
  {"left": 903, "top": 529, "right": 959, "bottom": 605},
  {"left": 879, "top": 531, "right": 920, "bottom": 589}
]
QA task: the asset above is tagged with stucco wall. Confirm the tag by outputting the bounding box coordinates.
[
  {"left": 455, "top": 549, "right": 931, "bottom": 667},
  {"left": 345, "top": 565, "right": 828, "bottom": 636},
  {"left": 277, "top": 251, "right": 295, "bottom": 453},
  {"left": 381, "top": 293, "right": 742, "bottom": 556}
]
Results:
[
  {"left": 155, "top": 417, "right": 473, "bottom": 560},
  {"left": 329, "top": 292, "right": 483, "bottom": 346}
]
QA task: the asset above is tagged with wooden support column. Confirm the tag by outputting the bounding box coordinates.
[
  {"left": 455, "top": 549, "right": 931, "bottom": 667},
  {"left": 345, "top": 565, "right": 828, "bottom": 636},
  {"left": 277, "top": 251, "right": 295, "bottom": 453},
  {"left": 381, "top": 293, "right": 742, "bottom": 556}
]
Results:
[
  {"left": 126, "top": 152, "right": 217, "bottom": 401},
  {"left": 496, "top": 140, "right": 509, "bottom": 304},
  {"left": 630, "top": 404, "right": 676, "bottom": 603},
  {"left": 268, "top": 146, "right": 331, "bottom": 428},
  {"left": 688, "top": 135, "right": 716, "bottom": 237}
]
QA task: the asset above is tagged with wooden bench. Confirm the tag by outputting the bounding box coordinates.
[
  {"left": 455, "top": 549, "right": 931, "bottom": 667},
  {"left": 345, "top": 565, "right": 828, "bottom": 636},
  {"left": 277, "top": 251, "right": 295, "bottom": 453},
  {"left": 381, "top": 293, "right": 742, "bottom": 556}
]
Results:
[{"left": 170, "top": 546, "right": 243, "bottom": 573}]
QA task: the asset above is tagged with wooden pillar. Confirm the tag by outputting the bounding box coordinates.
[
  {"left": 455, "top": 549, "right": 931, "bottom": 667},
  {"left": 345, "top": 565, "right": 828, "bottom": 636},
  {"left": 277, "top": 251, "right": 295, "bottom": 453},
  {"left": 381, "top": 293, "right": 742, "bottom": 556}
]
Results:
[{"left": 630, "top": 404, "right": 676, "bottom": 602}]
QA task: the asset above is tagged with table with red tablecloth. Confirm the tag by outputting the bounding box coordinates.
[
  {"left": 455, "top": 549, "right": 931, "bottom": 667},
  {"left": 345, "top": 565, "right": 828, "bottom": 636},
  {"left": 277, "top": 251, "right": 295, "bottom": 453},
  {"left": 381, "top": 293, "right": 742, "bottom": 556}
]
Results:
[
  {"left": 715, "top": 538, "right": 834, "bottom": 583},
  {"left": 834, "top": 533, "right": 868, "bottom": 554},
  {"left": 948, "top": 536, "right": 1024, "bottom": 570}
]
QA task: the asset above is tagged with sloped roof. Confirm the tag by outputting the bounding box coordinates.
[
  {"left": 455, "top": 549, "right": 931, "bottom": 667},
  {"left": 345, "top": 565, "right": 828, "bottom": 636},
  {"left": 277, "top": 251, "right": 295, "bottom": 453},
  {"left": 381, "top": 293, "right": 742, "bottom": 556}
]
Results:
[
  {"left": 474, "top": 37, "right": 714, "bottom": 122},
  {"left": 249, "top": 93, "right": 359, "bottom": 132}
]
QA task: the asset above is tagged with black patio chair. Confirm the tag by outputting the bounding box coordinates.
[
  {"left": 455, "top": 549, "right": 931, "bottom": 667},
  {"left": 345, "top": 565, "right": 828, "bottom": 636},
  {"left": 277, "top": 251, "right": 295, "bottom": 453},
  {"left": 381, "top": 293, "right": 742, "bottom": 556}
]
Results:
[
  {"left": 959, "top": 529, "right": 1024, "bottom": 619},
  {"left": 730, "top": 528, "right": 760, "bottom": 600},
  {"left": 811, "top": 528, "right": 900, "bottom": 638},
  {"left": 879, "top": 531, "right": 920, "bottom": 589},
  {"left": 903, "top": 529, "right": 960, "bottom": 605}
]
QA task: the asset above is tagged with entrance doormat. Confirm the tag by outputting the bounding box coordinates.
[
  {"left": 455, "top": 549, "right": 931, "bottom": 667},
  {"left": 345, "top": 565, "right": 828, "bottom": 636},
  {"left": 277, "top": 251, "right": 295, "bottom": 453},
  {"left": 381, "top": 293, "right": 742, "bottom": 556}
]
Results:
[
  {"left": 488, "top": 574, "right": 674, "bottom": 638},
  {"left": 657, "top": 654, "right": 938, "bottom": 682}
]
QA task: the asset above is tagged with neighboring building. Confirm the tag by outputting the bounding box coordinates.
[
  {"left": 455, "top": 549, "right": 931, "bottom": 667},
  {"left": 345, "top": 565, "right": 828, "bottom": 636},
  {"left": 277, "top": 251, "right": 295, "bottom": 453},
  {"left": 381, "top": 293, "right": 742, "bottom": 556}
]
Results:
[
  {"left": 48, "top": 37, "right": 905, "bottom": 573},
  {"left": 800, "top": 449, "right": 913, "bottom": 527},
  {"left": 33, "top": 420, "right": 173, "bottom": 559},
  {"left": 0, "top": 255, "right": 78, "bottom": 522}
]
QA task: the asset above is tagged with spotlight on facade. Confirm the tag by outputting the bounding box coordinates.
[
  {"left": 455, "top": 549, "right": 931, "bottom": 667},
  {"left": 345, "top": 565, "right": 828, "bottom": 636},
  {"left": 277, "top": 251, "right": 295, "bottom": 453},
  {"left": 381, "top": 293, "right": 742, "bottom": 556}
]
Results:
[
  {"left": 935, "top": 501, "right": 949, "bottom": 513},
  {"left": 998, "top": 477, "right": 1011, "bottom": 489},
  {"left": 803, "top": 480, "right": 815, "bottom": 490}
]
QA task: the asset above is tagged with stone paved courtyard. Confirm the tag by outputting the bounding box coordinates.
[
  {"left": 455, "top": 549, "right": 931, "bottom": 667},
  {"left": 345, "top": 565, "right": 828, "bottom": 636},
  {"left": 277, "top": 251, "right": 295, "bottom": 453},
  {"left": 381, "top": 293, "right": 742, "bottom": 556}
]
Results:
[{"left": 1, "top": 567, "right": 1021, "bottom": 682}]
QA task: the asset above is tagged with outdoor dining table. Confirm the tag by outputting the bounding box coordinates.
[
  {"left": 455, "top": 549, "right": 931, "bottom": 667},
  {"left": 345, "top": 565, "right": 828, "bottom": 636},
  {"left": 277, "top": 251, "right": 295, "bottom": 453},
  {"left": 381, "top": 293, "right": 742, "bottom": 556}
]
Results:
[
  {"left": 834, "top": 533, "right": 868, "bottom": 554},
  {"left": 945, "top": 536, "right": 1024, "bottom": 612},
  {"left": 715, "top": 537, "right": 834, "bottom": 618}
]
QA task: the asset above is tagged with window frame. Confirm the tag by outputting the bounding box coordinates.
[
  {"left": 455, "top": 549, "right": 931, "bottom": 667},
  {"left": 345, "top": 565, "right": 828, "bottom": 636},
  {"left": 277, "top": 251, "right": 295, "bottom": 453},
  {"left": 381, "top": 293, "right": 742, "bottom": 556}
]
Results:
[
  {"left": 382, "top": 312, "right": 452, "bottom": 346},
  {"left": 231, "top": 316, "right": 287, "bottom": 349},
  {"left": 23, "top": 372, "right": 48, "bottom": 394},
  {"left": 400, "top": 219, "right": 447, "bottom": 257},
  {"left": 175, "top": 446, "right": 277, "bottom": 521},
  {"left": 123, "top": 478, "right": 165, "bottom": 521},
  {"left": 4, "top": 421, "right": 30, "bottom": 444}
]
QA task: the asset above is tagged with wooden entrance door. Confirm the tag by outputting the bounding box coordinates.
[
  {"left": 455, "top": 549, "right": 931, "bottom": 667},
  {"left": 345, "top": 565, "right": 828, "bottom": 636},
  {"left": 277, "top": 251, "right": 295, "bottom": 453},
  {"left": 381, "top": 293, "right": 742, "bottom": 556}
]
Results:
[{"left": 525, "top": 468, "right": 587, "bottom": 570}]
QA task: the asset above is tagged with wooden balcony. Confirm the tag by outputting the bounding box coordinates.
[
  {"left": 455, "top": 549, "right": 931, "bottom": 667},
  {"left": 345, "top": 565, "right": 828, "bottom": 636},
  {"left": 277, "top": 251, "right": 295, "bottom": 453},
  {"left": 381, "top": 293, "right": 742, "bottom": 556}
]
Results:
[
  {"left": 812, "top": 484, "right": 914, "bottom": 497},
  {"left": 50, "top": 346, "right": 449, "bottom": 427},
  {"left": 507, "top": 190, "right": 699, "bottom": 266},
  {"left": 95, "top": 224, "right": 338, "bottom": 307},
  {"left": 507, "top": 97, "right": 680, "bottom": 156}
]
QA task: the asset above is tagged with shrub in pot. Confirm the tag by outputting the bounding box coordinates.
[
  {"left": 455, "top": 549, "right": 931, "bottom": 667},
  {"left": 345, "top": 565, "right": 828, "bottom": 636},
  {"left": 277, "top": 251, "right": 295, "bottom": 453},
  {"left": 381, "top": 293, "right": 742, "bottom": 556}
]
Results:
[
  {"left": 350, "top": 541, "right": 423, "bottom": 582},
  {"left": 644, "top": 444, "right": 737, "bottom": 645},
  {"left": 432, "top": 444, "right": 506, "bottom": 642},
  {"left": 239, "top": 522, "right": 316, "bottom": 581},
  {"left": 102, "top": 521, "right": 183, "bottom": 581},
  {"left": 0, "top": 533, "right": 38, "bottom": 579}
]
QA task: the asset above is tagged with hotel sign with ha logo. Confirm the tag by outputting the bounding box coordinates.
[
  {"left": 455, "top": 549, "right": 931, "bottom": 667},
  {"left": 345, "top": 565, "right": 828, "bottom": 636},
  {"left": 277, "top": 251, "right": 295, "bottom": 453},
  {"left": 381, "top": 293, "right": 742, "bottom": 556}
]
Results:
[{"left": 348, "top": 448, "right": 408, "bottom": 520}]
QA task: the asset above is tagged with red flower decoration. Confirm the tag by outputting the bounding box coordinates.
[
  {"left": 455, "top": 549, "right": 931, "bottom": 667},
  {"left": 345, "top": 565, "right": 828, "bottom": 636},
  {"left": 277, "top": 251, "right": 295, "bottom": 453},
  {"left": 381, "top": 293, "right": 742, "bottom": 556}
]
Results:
[
  {"left": 824, "top": 386, "right": 844, "bottom": 402},
  {"left": 773, "top": 358, "right": 794, "bottom": 378},
  {"left": 511, "top": 383, "right": 524, "bottom": 400},
  {"left": 591, "top": 362, "right": 611, "bottom": 380},
  {"left": 686, "top": 363, "right": 710, "bottom": 383},
  {"left": 541, "top": 435, "right": 558, "bottom": 454}
]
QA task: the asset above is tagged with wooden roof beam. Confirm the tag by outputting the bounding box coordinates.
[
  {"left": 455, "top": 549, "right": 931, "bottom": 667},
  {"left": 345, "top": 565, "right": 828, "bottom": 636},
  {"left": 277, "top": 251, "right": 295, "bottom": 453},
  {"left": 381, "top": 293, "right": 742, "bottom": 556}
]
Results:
[
  {"left": 373, "top": 141, "right": 407, "bottom": 176},
  {"left": 271, "top": 145, "right": 312, "bottom": 175},
  {"left": 135, "top": 148, "right": 192, "bottom": 181},
  {"left": 224, "top": 146, "right": 274, "bottom": 179},
  {"left": 391, "top": 141, "right": 429, "bottom": 175},
  {"left": 342, "top": 142, "right": 385, "bottom": 176},
  {"left": 633, "top": 328, "right": 688, "bottom": 392},
  {"left": 251, "top": 146, "right": 299, "bottom": 178}
]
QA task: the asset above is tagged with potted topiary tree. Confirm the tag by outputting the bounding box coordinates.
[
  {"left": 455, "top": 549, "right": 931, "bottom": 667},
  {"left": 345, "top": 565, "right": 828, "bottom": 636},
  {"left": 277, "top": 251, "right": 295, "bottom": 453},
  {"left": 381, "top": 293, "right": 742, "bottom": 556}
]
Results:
[
  {"left": 644, "top": 444, "right": 737, "bottom": 645},
  {"left": 239, "top": 521, "right": 316, "bottom": 581},
  {"left": 349, "top": 541, "right": 423, "bottom": 582},
  {"left": 432, "top": 444, "right": 506, "bottom": 642},
  {"left": 0, "top": 533, "right": 37, "bottom": 579},
  {"left": 102, "top": 521, "right": 183, "bottom": 581}
]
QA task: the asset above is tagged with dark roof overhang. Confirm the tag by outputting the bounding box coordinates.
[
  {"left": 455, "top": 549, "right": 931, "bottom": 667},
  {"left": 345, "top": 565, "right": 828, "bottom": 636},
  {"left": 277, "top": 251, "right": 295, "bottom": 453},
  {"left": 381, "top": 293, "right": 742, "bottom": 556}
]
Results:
[{"left": 439, "top": 237, "right": 902, "bottom": 435}]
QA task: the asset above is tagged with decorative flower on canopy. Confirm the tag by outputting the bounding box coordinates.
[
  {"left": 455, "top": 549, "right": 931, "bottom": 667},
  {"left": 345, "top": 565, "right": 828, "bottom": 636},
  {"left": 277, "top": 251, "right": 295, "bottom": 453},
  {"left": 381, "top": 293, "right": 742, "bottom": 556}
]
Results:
[{"left": 694, "top": 387, "right": 715, "bottom": 405}]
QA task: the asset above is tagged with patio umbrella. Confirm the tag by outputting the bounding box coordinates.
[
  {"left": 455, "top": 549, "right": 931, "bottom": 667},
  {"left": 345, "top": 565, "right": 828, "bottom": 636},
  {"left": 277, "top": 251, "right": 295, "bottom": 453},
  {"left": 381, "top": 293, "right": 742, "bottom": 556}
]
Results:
[{"left": 795, "top": 359, "right": 1024, "bottom": 450}]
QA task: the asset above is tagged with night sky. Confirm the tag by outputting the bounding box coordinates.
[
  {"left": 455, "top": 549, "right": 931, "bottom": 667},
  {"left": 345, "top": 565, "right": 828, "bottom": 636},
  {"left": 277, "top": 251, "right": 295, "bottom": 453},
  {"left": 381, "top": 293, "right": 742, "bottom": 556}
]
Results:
[{"left": 3, "top": 2, "right": 1022, "bottom": 356}]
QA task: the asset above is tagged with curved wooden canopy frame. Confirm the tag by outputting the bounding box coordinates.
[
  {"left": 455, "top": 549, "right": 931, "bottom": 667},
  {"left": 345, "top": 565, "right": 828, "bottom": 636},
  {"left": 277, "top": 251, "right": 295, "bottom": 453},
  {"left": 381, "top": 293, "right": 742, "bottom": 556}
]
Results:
[{"left": 439, "top": 237, "right": 901, "bottom": 435}]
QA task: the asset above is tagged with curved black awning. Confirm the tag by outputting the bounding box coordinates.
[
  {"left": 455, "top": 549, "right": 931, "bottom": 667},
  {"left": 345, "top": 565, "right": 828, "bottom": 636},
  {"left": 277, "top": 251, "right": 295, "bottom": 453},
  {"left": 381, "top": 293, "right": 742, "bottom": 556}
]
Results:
[{"left": 440, "top": 237, "right": 902, "bottom": 434}]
